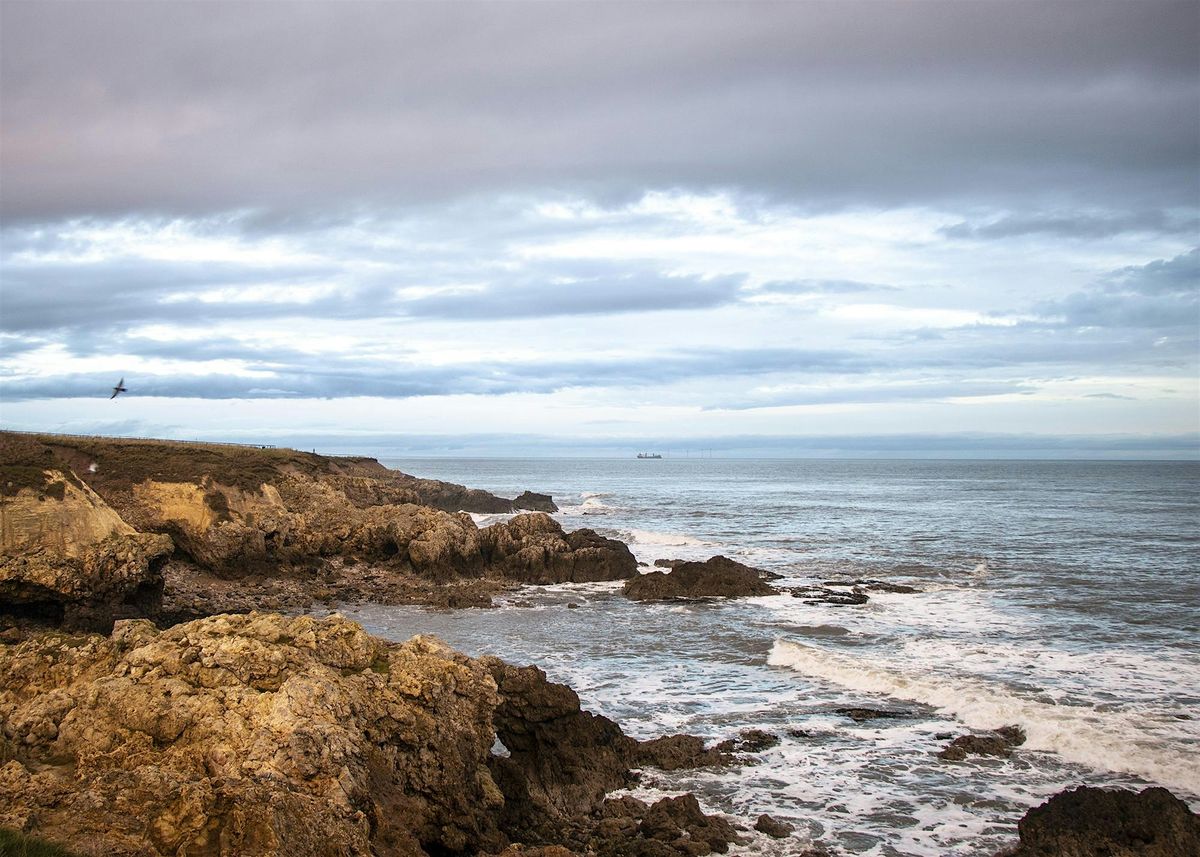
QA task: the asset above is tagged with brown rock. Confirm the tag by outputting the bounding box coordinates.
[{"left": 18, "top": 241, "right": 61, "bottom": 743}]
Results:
[
  {"left": 637, "top": 735, "right": 732, "bottom": 770},
  {"left": 624, "top": 556, "right": 777, "bottom": 601},
  {"left": 938, "top": 724, "right": 1026, "bottom": 761},
  {"left": 0, "top": 613, "right": 510, "bottom": 857},
  {"left": 0, "top": 473, "right": 173, "bottom": 631},
  {"left": 1010, "top": 786, "right": 1200, "bottom": 856},
  {"left": 512, "top": 492, "right": 559, "bottom": 513},
  {"left": 754, "top": 813, "right": 794, "bottom": 838},
  {"left": 481, "top": 514, "right": 638, "bottom": 585}
]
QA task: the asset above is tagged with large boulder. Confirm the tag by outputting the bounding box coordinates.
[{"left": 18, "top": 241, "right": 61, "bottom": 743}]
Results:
[
  {"left": 624, "top": 556, "right": 778, "bottom": 601},
  {"left": 0, "top": 471, "right": 173, "bottom": 630},
  {"left": 1010, "top": 786, "right": 1200, "bottom": 856},
  {"left": 0, "top": 614, "right": 510, "bottom": 857}
]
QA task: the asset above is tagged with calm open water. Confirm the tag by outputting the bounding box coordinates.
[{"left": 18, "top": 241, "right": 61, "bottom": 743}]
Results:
[{"left": 334, "top": 458, "right": 1199, "bottom": 856}]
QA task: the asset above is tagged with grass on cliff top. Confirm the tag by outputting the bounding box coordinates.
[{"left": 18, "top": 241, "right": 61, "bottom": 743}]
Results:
[
  {"left": 0, "top": 829, "right": 78, "bottom": 857},
  {"left": 0, "top": 432, "right": 386, "bottom": 495}
]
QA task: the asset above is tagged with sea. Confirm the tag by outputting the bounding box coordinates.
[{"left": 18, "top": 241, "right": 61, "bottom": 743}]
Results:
[{"left": 331, "top": 458, "right": 1200, "bottom": 856}]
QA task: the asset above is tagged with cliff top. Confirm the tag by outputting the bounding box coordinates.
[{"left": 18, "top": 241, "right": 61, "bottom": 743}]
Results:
[{"left": 0, "top": 431, "right": 391, "bottom": 497}]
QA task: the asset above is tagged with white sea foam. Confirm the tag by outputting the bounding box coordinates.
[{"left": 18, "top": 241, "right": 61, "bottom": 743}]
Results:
[{"left": 768, "top": 639, "right": 1200, "bottom": 798}]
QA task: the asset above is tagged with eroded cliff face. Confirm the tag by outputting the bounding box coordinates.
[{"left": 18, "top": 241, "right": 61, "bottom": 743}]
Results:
[
  {"left": 2, "top": 433, "right": 627, "bottom": 576},
  {"left": 0, "top": 472, "right": 173, "bottom": 629},
  {"left": 0, "top": 614, "right": 509, "bottom": 857}
]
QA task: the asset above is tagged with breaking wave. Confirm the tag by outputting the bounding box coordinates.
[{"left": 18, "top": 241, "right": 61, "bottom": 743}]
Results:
[{"left": 768, "top": 639, "right": 1200, "bottom": 797}]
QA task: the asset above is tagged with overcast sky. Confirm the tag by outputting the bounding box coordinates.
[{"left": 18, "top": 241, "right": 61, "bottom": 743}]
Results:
[{"left": 1, "top": 0, "right": 1197, "bottom": 457}]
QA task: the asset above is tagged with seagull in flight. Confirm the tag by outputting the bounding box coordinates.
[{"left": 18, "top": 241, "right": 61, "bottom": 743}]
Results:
[{"left": 110, "top": 378, "right": 127, "bottom": 399}]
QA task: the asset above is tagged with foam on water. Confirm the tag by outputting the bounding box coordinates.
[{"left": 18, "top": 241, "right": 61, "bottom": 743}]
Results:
[{"left": 769, "top": 639, "right": 1200, "bottom": 798}]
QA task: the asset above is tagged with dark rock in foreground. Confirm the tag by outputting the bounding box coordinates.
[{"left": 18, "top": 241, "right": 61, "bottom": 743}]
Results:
[
  {"left": 1010, "top": 786, "right": 1200, "bottom": 856},
  {"left": 938, "top": 724, "right": 1026, "bottom": 760},
  {"left": 624, "top": 556, "right": 778, "bottom": 601}
]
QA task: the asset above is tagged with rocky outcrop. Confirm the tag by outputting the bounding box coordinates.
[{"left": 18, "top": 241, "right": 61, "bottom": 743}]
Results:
[
  {"left": 483, "top": 658, "right": 639, "bottom": 842},
  {"left": 1, "top": 434, "right": 633, "bottom": 621},
  {"left": 1010, "top": 786, "right": 1200, "bottom": 856},
  {"left": 512, "top": 492, "right": 559, "bottom": 513},
  {"left": 480, "top": 514, "right": 638, "bottom": 585},
  {"left": 1, "top": 472, "right": 173, "bottom": 630},
  {"left": 0, "top": 613, "right": 743, "bottom": 857},
  {"left": 938, "top": 725, "right": 1025, "bottom": 761},
  {"left": 0, "top": 613, "right": 510, "bottom": 857},
  {"left": 624, "top": 556, "right": 777, "bottom": 601}
]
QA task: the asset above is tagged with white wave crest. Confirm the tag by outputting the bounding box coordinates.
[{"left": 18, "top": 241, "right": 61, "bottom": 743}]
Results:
[
  {"left": 622, "top": 528, "right": 712, "bottom": 548},
  {"left": 768, "top": 639, "right": 1200, "bottom": 797}
]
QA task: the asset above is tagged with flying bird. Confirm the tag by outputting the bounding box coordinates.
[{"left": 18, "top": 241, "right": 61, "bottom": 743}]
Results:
[{"left": 110, "top": 378, "right": 127, "bottom": 399}]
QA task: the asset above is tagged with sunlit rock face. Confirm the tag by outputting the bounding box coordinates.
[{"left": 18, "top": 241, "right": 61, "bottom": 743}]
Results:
[
  {"left": 0, "top": 614, "right": 509, "bottom": 857},
  {"left": 0, "top": 469, "right": 173, "bottom": 630}
]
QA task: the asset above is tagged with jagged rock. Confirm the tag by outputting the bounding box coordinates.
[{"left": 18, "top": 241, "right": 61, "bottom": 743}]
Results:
[
  {"left": 0, "top": 613, "right": 511, "bottom": 857},
  {"left": 624, "top": 556, "right": 778, "bottom": 601},
  {"left": 1010, "top": 786, "right": 1200, "bottom": 856},
  {"left": 786, "top": 585, "right": 870, "bottom": 606},
  {"left": 754, "top": 813, "right": 794, "bottom": 838},
  {"left": 481, "top": 514, "right": 638, "bottom": 584},
  {"left": 729, "top": 729, "right": 780, "bottom": 753},
  {"left": 637, "top": 735, "right": 733, "bottom": 770},
  {"left": 938, "top": 725, "right": 1026, "bottom": 760},
  {"left": 483, "top": 658, "right": 639, "bottom": 839},
  {"left": 639, "top": 794, "right": 741, "bottom": 854},
  {"left": 0, "top": 473, "right": 173, "bottom": 631},
  {"left": 512, "top": 492, "right": 559, "bottom": 513}
]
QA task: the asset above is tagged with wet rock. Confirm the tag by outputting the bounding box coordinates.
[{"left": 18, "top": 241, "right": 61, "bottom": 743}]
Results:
[
  {"left": 938, "top": 724, "right": 1026, "bottom": 760},
  {"left": 834, "top": 707, "right": 914, "bottom": 723},
  {"left": 624, "top": 556, "right": 778, "bottom": 601},
  {"left": 754, "top": 813, "right": 794, "bottom": 838},
  {"left": 731, "top": 729, "right": 780, "bottom": 753},
  {"left": 482, "top": 658, "right": 639, "bottom": 840},
  {"left": 512, "top": 491, "right": 559, "bottom": 513},
  {"left": 1010, "top": 786, "right": 1200, "bottom": 856},
  {"left": 637, "top": 735, "right": 732, "bottom": 770},
  {"left": 639, "top": 794, "right": 741, "bottom": 854},
  {"left": 786, "top": 585, "right": 869, "bottom": 606}
]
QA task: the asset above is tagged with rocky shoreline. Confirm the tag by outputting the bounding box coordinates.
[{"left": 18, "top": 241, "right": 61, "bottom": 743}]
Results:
[{"left": 2, "top": 432, "right": 1196, "bottom": 856}]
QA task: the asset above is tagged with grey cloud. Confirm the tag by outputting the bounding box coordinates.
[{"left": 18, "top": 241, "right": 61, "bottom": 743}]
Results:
[
  {"left": 2, "top": 1, "right": 1196, "bottom": 220},
  {"left": 941, "top": 210, "right": 1200, "bottom": 240},
  {"left": 1099, "top": 247, "right": 1200, "bottom": 295},
  {"left": 400, "top": 272, "right": 745, "bottom": 319},
  {"left": 1034, "top": 247, "right": 1199, "bottom": 330},
  {"left": 0, "top": 345, "right": 874, "bottom": 402}
]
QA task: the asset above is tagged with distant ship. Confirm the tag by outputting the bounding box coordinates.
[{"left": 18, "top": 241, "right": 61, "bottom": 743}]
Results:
[{"left": 636, "top": 452, "right": 663, "bottom": 459}]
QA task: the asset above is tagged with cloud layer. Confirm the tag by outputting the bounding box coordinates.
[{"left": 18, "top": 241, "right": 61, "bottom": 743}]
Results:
[{"left": 1, "top": 2, "right": 1197, "bottom": 454}]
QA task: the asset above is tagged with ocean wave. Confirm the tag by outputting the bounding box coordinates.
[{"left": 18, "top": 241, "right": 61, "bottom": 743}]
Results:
[
  {"left": 557, "top": 492, "right": 622, "bottom": 516},
  {"left": 768, "top": 639, "right": 1200, "bottom": 798},
  {"left": 621, "top": 528, "right": 714, "bottom": 548}
]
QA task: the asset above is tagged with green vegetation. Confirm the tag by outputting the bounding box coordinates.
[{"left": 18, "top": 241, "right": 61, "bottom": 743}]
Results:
[{"left": 0, "top": 828, "right": 78, "bottom": 857}]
